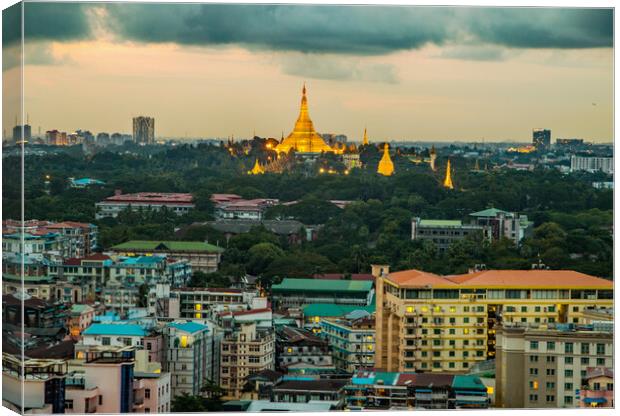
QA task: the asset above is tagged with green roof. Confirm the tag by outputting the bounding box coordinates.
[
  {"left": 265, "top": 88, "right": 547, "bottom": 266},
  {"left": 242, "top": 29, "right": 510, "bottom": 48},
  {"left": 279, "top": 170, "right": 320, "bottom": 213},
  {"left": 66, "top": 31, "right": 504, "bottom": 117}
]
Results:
[
  {"left": 112, "top": 240, "right": 224, "bottom": 253},
  {"left": 419, "top": 219, "right": 462, "bottom": 227},
  {"left": 272, "top": 278, "right": 373, "bottom": 293},
  {"left": 452, "top": 375, "right": 487, "bottom": 391},
  {"left": 469, "top": 208, "right": 509, "bottom": 217},
  {"left": 303, "top": 303, "right": 375, "bottom": 317},
  {"left": 71, "top": 304, "right": 94, "bottom": 314}
]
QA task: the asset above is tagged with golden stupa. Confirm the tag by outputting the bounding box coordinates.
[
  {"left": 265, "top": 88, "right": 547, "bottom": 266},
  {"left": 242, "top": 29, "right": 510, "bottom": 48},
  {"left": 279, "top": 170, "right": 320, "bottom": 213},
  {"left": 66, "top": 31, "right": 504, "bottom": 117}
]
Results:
[
  {"left": 443, "top": 159, "right": 454, "bottom": 189},
  {"left": 362, "top": 128, "right": 369, "bottom": 146},
  {"left": 275, "top": 84, "right": 334, "bottom": 154},
  {"left": 248, "top": 159, "right": 265, "bottom": 175},
  {"left": 377, "top": 143, "right": 395, "bottom": 176}
]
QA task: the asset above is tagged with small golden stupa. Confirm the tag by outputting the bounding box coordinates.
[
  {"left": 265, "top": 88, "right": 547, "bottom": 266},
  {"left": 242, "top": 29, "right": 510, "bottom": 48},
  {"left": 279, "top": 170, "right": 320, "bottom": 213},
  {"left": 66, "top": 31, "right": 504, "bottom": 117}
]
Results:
[
  {"left": 362, "top": 128, "right": 369, "bottom": 146},
  {"left": 377, "top": 143, "right": 395, "bottom": 176},
  {"left": 248, "top": 159, "right": 265, "bottom": 175},
  {"left": 443, "top": 159, "right": 454, "bottom": 189}
]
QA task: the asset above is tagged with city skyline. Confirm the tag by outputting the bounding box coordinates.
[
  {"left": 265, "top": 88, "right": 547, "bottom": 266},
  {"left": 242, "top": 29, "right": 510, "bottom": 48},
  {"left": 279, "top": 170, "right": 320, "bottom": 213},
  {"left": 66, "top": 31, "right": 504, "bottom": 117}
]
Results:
[{"left": 2, "top": 4, "right": 613, "bottom": 142}]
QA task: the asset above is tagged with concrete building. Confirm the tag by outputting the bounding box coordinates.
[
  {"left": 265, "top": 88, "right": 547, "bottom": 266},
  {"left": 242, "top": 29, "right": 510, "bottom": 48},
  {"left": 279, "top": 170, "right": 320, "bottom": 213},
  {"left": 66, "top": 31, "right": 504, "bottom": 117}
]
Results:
[
  {"left": 111, "top": 240, "right": 223, "bottom": 273},
  {"left": 469, "top": 208, "right": 532, "bottom": 245},
  {"left": 570, "top": 155, "right": 614, "bottom": 174},
  {"left": 495, "top": 323, "right": 613, "bottom": 408},
  {"left": 345, "top": 371, "right": 489, "bottom": 410},
  {"left": 171, "top": 287, "right": 261, "bottom": 319},
  {"left": 2, "top": 353, "right": 68, "bottom": 414},
  {"left": 163, "top": 321, "right": 213, "bottom": 397},
  {"left": 271, "top": 278, "right": 374, "bottom": 309},
  {"left": 373, "top": 265, "right": 612, "bottom": 374},
  {"left": 211, "top": 194, "right": 279, "bottom": 221},
  {"left": 319, "top": 312, "right": 375, "bottom": 373},
  {"left": 276, "top": 326, "right": 335, "bottom": 375},
  {"left": 579, "top": 367, "right": 613, "bottom": 408},
  {"left": 220, "top": 322, "right": 275, "bottom": 400},
  {"left": 46, "top": 129, "right": 68, "bottom": 146},
  {"left": 133, "top": 116, "right": 155, "bottom": 144},
  {"left": 95, "top": 191, "right": 195, "bottom": 219},
  {"left": 533, "top": 128, "right": 551, "bottom": 151},
  {"left": 411, "top": 218, "right": 490, "bottom": 251}
]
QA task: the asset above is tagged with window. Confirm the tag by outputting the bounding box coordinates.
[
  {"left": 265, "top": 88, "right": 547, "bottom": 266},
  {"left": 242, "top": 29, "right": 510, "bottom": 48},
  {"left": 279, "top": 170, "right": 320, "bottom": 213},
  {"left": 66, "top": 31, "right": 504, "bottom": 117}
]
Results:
[
  {"left": 565, "top": 356, "right": 573, "bottom": 365},
  {"left": 102, "top": 337, "right": 111, "bottom": 346},
  {"left": 145, "top": 409, "right": 150, "bottom": 413},
  {"left": 547, "top": 341, "right": 555, "bottom": 350},
  {"left": 463, "top": 317, "right": 470, "bottom": 324},
  {"left": 530, "top": 341, "right": 539, "bottom": 350},
  {"left": 529, "top": 355, "right": 539, "bottom": 363},
  {"left": 565, "top": 342, "right": 573, "bottom": 353},
  {"left": 521, "top": 306, "right": 528, "bottom": 312},
  {"left": 581, "top": 343, "right": 590, "bottom": 354},
  {"left": 564, "top": 383, "right": 573, "bottom": 391},
  {"left": 65, "top": 400, "right": 74, "bottom": 410},
  {"left": 546, "top": 382, "right": 555, "bottom": 389},
  {"left": 564, "top": 396, "right": 573, "bottom": 405},
  {"left": 529, "top": 394, "right": 538, "bottom": 402},
  {"left": 546, "top": 356, "right": 555, "bottom": 363},
  {"left": 145, "top": 389, "right": 151, "bottom": 399},
  {"left": 449, "top": 351, "right": 455, "bottom": 357},
  {"left": 546, "top": 369, "right": 555, "bottom": 376},
  {"left": 596, "top": 358, "right": 605, "bottom": 366},
  {"left": 593, "top": 383, "right": 601, "bottom": 391},
  {"left": 596, "top": 343, "right": 605, "bottom": 355},
  {"left": 529, "top": 368, "right": 538, "bottom": 375},
  {"left": 580, "top": 357, "right": 589, "bottom": 365},
  {"left": 564, "top": 370, "right": 573, "bottom": 378},
  {"left": 449, "top": 362, "right": 455, "bottom": 368},
  {"left": 99, "top": 396, "right": 103, "bottom": 405},
  {"left": 546, "top": 395, "right": 555, "bottom": 403}
]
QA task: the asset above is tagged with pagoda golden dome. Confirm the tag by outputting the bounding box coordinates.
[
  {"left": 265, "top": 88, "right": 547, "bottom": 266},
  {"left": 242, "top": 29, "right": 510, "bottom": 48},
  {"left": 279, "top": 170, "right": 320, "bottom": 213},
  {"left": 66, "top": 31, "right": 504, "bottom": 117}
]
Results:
[
  {"left": 377, "top": 143, "right": 395, "bottom": 176},
  {"left": 248, "top": 158, "right": 265, "bottom": 175},
  {"left": 443, "top": 159, "right": 454, "bottom": 189},
  {"left": 275, "top": 84, "right": 335, "bottom": 154}
]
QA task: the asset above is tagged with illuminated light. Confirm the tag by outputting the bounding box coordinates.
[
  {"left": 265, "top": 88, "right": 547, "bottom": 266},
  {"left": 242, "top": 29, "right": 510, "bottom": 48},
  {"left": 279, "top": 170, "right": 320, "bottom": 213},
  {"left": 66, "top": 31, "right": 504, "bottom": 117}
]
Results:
[
  {"left": 45, "top": 175, "right": 51, "bottom": 180},
  {"left": 195, "top": 313, "right": 201, "bottom": 319},
  {"left": 367, "top": 336, "right": 373, "bottom": 341},
  {"left": 487, "top": 387, "right": 494, "bottom": 394},
  {"left": 180, "top": 335, "right": 188, "bottom": 348},
  {"left": 367, "top": 345, "right": 373, "bottom": 351},
  {"left": 195, "top": 304, "right": 202, "bottom": 311},
  {"left": 421, "top": 306, "right": 429, "bottom": 313},
  {"left": 319, "top": 168, "right": 325, "bottom": 173},
  {"left": 450, "top": 307, "right": 456, "bottom": 313},
  {"left": 463, "top": 329, "right": 470, "bottom": 335},
  {"left": 406, "top": 306, "right": 414, "bottom": 313},
  {"left": 314, "top": 316, "right": 320, "bottom": 323},
  {"left": 287, "top": 347, "right": 293, "bottom": 353},
  {"left": 434, "top": 306, "right": 441, "bottom": 313},
  {"left": 533, "top": 381, "right": 538, "bottom": 390},
  {"left": 76, "top": 351, "right": 84, "bottom": 359}
]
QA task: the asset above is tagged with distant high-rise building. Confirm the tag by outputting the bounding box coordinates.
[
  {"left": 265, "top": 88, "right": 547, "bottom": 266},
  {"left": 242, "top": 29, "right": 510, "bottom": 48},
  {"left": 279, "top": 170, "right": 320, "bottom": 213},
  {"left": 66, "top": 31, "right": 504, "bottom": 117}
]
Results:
[
  {"left": 46, "top": 129, "right": 68, "bottom": 146},
  {"left": 12, "top": 124, "right": 31, "bottom": 143},
  {"left": 532, "top": 128, "right": 551, "bottom": 151},
  {"left": 133, "top": 116, "right": 155, "bottom": 144}
]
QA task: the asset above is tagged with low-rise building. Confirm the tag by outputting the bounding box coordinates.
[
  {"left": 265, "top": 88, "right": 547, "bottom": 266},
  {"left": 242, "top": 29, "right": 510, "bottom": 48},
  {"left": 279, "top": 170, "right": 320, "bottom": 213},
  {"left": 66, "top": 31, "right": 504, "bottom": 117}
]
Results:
[
  {"left": 110, "top": 240, "right": 223, "bottom": 273},
  {"left": 172, "top": 287, "right": 262, "bottom": 319},
  {"left": 272, "top": 278, "right": 374, "bottom": 309},
  {"left": 345, "top": 371, "right": 489, "bottom": 410},
  {"left": 271, "top": 378, "right": 348, "bottom": 408},
  {"left": 411, "top": 218, "right": 491, "bottom": 251},
  {"left": 495, "top": 322, "right": 613, "bottom": 408},
  {"left": 211, "top": 193, "right": 279, "bottom": 221},
  {"left": 95, "top": 191, "right": 195, "bottom": 219},
  {"left": 579, "top": 367, "right": 613, "bottom": 408},
  {"left": 276, "top": 326, "right": 335, "bottom": 375},
  {"left": 469, "top": 208, "right": 533, "bottom": 245}
]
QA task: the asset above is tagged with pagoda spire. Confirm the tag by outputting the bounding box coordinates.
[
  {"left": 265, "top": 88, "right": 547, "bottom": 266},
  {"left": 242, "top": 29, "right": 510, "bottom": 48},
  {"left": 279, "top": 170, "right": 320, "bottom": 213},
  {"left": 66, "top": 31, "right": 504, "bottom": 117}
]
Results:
[
  {"left": 363, "top": 128, "right": 369, "bottom": 146},
  {"left": 249, "top": 158, "right": 265, "bottom": 175},
  {"left": 443, "top": 159, "right": 454, "bottom": 189},
  {"left": 377, "top": 143, "right": 395, "bottom": 176}
]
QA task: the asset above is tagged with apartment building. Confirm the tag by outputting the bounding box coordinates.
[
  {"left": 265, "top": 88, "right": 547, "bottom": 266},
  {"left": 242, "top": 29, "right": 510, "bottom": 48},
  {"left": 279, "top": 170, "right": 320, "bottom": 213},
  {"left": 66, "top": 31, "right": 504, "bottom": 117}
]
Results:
[
  {"left": 171, "top": 286, "right": 260, "bottom": 319},
  {"left": 275, "top": 326, "right": 336, "bottom": 374},
  {"left": 110, "top": 240, "right": 224, "bottom": 273},
  {"left": 319, "top": 312, "right": 375, "bottom": 373},
  {"left": 579, "top": 367, "right": 614, "bottom": 408},
  {"left": 495, "top": 323, "right": 613, "bottom": 409},
  {"left": 373, "top": 265, "right": 612, "bottom": 374},
  {"left": 570, "top": 155, "right": 613, "bottom": 174},
  {"left": 95, "top": 191, "right": 195, "bottom": 219},
  {"left": 163, "top": 321, "right": 212, "bottom": 398},
  {"left": 220, "top": 322, "right": 275, "bottom": 400}
]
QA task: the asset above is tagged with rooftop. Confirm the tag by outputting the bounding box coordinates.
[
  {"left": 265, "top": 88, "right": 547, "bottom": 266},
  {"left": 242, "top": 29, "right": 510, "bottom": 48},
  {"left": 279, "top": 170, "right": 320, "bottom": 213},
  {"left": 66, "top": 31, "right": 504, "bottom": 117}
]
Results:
[
  {"left": 419, "top": 219, "right": 463, "bottom": 227},
  {"left": 272, "top": 278, "right": 373, "bottom": 293},
  {"left": 112, "top": 240, "right": 224, "bottom": 253},
  {"left": 469, "top": 208, "right": 510, "bottom": 217},
  {"left": 168, "top": 321, "right": 209, "bottom": 334},
  {"left": 387, "top": 268, "right": 612, "bottom": 289},
  {"left": 82, "top": 323, "right": 147, "bottom": 337},
  {"left": 100, "top": 192, "right": 194, "bottom": 205},
  {"left": 304, "top": 303, "right": 375, "bottom": 317}
]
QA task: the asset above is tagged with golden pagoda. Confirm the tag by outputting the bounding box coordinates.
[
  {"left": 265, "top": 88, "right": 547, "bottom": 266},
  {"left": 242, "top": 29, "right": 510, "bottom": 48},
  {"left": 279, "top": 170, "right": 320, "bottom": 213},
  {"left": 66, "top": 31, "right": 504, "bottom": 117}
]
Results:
[
  {"left": 362, "top": 128, "right": 369, "bottom": 146},
  {"left": 377, "top": 143, "right": 395, "bottom": 176},
  {"left": 443, "top": 159, "right": 454, "bottom": 189},
  {"left": 248, "top": 158, "right": 265, "bottom": 175},
  {"left": 275, "top": 84, "right": 334, "bottom": 154}
]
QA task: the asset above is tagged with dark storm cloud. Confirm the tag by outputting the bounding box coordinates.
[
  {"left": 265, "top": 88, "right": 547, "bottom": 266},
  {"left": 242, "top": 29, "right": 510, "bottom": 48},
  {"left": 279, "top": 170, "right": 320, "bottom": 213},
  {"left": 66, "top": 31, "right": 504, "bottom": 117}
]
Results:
[
  {"left": 3, "top": 3, "right": 92, "bottom": 45},
  {"left": 5, "top": 4, "right": 613, "bottom": 53}
]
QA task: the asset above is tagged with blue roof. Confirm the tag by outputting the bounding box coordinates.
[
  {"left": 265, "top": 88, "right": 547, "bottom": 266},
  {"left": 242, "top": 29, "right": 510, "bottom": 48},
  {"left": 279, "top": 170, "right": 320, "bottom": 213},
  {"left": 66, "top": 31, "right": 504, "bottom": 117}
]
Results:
[
  {"left": 121, "top": 256, "right": 164, "bottom": 265},
  {"left": 82, "top": 323, "right": 146, "bottom": 337},
  {"left": 168, "top": 321, "right": 209, "bottom": 334},
  {"left": 73, "top": 178, "right": 105, "bottom": 185},
  {"left": 583, "top": 397, "right": 607, "bottom": 404}
]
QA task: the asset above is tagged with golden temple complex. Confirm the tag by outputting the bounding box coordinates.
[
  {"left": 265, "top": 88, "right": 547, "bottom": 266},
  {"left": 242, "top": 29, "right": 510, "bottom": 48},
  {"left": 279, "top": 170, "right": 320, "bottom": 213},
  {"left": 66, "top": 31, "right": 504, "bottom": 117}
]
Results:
[
  {"left": 377, "top": 143, "right": 395, "bottom": 176},
  {"left": 275, "top": 84, "right": 335, "bottom": 154},
  {"left": 443, "top": 159, "right": 454, "bottom": 189}
]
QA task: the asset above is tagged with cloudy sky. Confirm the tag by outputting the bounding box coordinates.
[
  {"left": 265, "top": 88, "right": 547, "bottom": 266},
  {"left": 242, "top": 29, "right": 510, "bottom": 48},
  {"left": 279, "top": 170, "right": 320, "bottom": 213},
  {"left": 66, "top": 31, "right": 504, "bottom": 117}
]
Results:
[{"left": 2, "top": 3, "right": 613, "bottom": 142}]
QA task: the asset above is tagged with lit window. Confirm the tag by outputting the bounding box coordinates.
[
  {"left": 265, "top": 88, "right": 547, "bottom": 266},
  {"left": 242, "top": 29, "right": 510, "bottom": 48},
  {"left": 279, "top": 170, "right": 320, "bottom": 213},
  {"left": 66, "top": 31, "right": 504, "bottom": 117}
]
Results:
[
  {"left": 449, "top": 307, "right": 456, "bottom": 313},
  {"left": 421, "top": 306, "right": 429, "bottom": 313},
  {"left": 367, "top": 345, "right": 373, "bottom": 351},
  {"left": 287, "top": 347, "right": 293, "bottom": 353},
  {"left": 487, "top": 387, "right": 494, "bottom": 395},
  {"left": 463, "top": 329, "right": 469, "bottom": 335},
  {"left": 195, "top": 313, "right": 201, "bottom": 319},
  {"left": 314, "top": 316, "right": 320, "bottom": 323},
  {"left": 195, "top": 304, "right": 202, "bottom": 311},
  {"left": 406, "top": 306, "right": 414, "bottom": 313},
  {"left": 180, "top": 335, "right": 188, "bottom": 348},
  {"left": 434, "top": 306, "right": 441, "bottom": 313}
]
